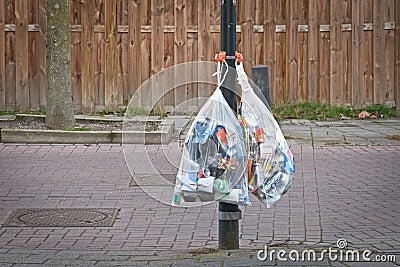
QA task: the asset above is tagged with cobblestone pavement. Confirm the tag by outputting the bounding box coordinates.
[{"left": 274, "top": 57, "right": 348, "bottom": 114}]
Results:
[{"left": 0, "top": 119, "right": 400, "bottom": 266}]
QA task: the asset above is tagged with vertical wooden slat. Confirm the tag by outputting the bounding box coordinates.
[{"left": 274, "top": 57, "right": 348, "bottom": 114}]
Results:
[
  {"left": 187, "top": 32, "right": 198, "bottom": 112},
  {"left": 38, "top": 0, "right": 46, "bottom": 110},
  {"left": 286, "top": 0, "right": 298, "bottom": 102},
  {"left": 70, "top": 0, "right": 81, "bottom": 111},
  {"left": 186, "top": 0, "right": 197, "bottom": 26},
  {"left": 384, "top": 0, "right": 394, "bottom": 103},
  {"left": 28, "top": 0, "right": 39, "bottom": 110},
  {"left": 105, "top": 0, "right": 117, "bottom": 110},
  {"left": 197, "top": 0, "right": 212, "bottom": 108},
  {"left": 210, "top": 0, "right": 220, "bottom": 63},
  {"left": 197, "top": 0, "right": 212, "bottom": 63},
  {"left": 253, "top": 0, "right": 263, "bottom": 65},
  {"left": 342, "top": 0, "right": 352, "bottom": 105},
  {"left": 352, "top": 0, "right": 361, "bottom": 108},
  {"left": 308, "top": 0, "right": 319, "bottom": 102},
  {"left": 241, "top": 0, "right": 254, "bottom": 75},
  {"left": 264, "top": 0, "right": 276, "bottom": 102},
  {"left": 81, "top": 0, "right": 96, "bottom": 113},
  {"left": 94, "top": 0, "right": 104, "bottom": 108},
  {"left": 275, "top": 0, "right": 286, "bottom": 103},
  {"left": 297, "top": 0, "right": 308, "bottom": 102},
  {"left": 395, "top": 0, "right": 400, "bottom": 114},
  {"left": 359, "top": 0, "right": 368, "bottom": 105},
  {"left": 150, "top": 0, "right": 164, "bottom": 109},
  {"left": 373, "top": 0, "right": 385, "bottom": 104},
  {"left": 5, "top": 0, "right": 16, "bottom": 110},
  {"left": 174, "top": 0, "right": 187, "bottom": 64},
  {"left": 184, "top": 2, "right": 196, "bottom": 112},
  {"left": 330, "top": 0, "right": 343, "bottom": 105},
  {"left": 362, "top": 0, "right": 374, "bottom": 104},
  {"left": 174, "top": 0, "right": 187, "bottom": 111},
  {"left": 162, "top": 1, "right": 174, "bottom": 110},
  {"left": 141, "top": 1, "right": 152, "bottom": 109},
  {"left": 0, "top": 0, "right": 5, "bottom": 110},
  {"left": 120, "top": 0, "right": 129, "bottom": 25},
  {"left": 319, "top": 0, "right": 330, "bottom": 103},
  {"left": 118, "top": 2, "right": 129, "bottom": 107},
  {"left": 15, "top": 0, "right": 29, "bottom": 110},
  {"left": 128, "top": 0, "right": 141, "bottom": 101}
]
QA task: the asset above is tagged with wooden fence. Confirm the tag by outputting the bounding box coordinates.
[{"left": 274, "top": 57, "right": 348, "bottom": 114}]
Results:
[{"left": 0, "top": 0, "right": 399, "bottom": 113}]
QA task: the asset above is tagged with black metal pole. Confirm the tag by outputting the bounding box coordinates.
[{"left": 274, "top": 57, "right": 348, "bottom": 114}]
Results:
[{"left": 219, "top": 0, "right": 241, "bottom": 250}]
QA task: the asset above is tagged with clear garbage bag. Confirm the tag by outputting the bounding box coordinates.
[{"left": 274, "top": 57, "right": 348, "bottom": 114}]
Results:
[
  {"left": 173, "top": 63, "right": 249, "bottom": 206},
  {"left": 236, "top": 62, "right": 294, "bottom": 208}
]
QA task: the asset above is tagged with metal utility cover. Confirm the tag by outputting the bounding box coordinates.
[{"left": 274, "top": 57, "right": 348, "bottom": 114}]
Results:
[{"left": 2, "top": 208, "right": 119, "bottom": 227}]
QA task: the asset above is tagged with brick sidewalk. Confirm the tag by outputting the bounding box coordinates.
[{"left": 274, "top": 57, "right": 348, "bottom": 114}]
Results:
[{"left": 0, "top": 143, "right": 399, "bottom": 258}]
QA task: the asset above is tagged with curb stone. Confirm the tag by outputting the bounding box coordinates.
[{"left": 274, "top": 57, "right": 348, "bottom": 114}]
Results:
[{"left": 0, "top": 120, "right": 174, "bottom": 144}]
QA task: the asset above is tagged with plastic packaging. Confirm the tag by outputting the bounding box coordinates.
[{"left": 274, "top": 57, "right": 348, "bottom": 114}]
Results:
[
  {"left": 236, "top": 62, "right": 294, "bottom": 208},
  {"left": 173, "top": 60, "right": 294, "bottom": 208},
  {"left": 172, "top": 62, "right": 250, "bottom": 206}
]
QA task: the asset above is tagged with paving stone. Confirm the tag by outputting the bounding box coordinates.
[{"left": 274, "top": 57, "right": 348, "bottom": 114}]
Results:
[{"left": 0, "top": 119, "right": 399, "bottom": 265}]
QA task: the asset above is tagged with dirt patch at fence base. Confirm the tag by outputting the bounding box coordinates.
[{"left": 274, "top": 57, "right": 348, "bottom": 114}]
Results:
[{"left": 0, "top": 119, "right": 160, "bottom": 132}]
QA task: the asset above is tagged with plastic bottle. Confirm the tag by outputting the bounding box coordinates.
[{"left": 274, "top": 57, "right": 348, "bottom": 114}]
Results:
[{"left": 213, "top": 178, "right": 227, "bottom": 193}]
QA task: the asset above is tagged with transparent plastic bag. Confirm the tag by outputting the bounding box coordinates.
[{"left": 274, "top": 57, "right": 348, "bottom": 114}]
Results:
[
  {"left": 173, "top": 63, "right": 249, "bottom": 206},
  {"left": 237, "top": 62, "right": 294, "bottom": 208}
]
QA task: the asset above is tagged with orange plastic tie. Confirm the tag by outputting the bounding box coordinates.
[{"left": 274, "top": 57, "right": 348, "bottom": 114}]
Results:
[
  {"left": 235, "top": 51, "right": 243, "bottom": 63},
  {"left": 214, "top": 51, "right": 226, "bottom": 63}
]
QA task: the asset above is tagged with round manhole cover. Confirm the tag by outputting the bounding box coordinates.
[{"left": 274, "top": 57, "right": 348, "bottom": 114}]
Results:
[{"left": 3, "top": 208, "right": 119, "bottom": 227}]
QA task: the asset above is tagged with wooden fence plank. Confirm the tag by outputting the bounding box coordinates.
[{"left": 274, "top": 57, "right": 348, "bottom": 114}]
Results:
[
  {"left": 297, "top": 0, "right": 308, "bottom": 102},
  {"left": 264, "top": 0, "right": 276, "bottom": 102},
  {"left": 187, "top": 32, "right": 198, "bottom": 112},
  {"left": 81, "top": 0, "right": 96, "bottom": 113},
  {"left": 94, "top": 0, "right": 104, "bottom": 108},
  {"left": 161, "top": 0, "right": 174, "bottom": 110},
  {"left": 128, "top": 0, "right": 141, "bottom": 102},
  {"left": 38, "top": 0, "right": 46, "bottom": 110},
  {"left": 275, "top": 0, "right": 286, "bottom": 103},
  {"left": 70, "top": 0, "right": 81, "bottom": 111},
  {"left": 0, "top": 0, "right": 5, "bottom": 110},
  {"left": 105, "top": 0, "right": 117, "bottom": 110},
  {"left": 319, "top": 0, "right": 330, "bottom": 102},
  {"left": 150, "top": 0, "right": 164, "bottom": 109},
  {"left": 352, "top": 0, "right": 361, "bottom": 108},
  {"left": 197, "top": 1, "right": 214, "bottom": 61},
  {"left": 198, "top": 1, "right": 212, "bottom": 63},
  {"left": 28, "top": 0, "right": 39, "bottom": 110},
  {"left": 197, "top": 0, "right": 212, "bottom": 108},
  {"left": 253, "top": 0, "right": 263, "bottom": 65},
  {"left": 395, "top": 0, "right": 400, "bottom": 114},
  {"left": 359, "top": 0, "right": 367, "bottom": 105},
  {"left": 342, "top": 0, "right": 352, "bottom": 104},
  {"left": 241, "top": 0, "right": 254, "bottom": 76},
  {"left": 140, "top": 33, "right": 151, "bottom": 102},
  {"left": 185, "top": 2, "right": 197, "bottom": 113},
  {"left": 5, "top": 0, "right": 15, "bottom": 110},
  {"left": 117, "top": 0, "right": 129, "bottom": 107},
  {"left": 373, "top": 0, "right": 385, "bottom": 104},
  {"left": 384, "top": 0, "right": 394, "bottom": 103},
  {"left": 15, "top": 0, "right": 29, "bottom": 110},
  {"left": 94, "top": 31, "right": 104, "bottom": 107},
  {"left": 174, "top": 0, "right": 187, "bottom": 111},
  {"left": 330, "top": 0, "right": 343, "bottom": 105},
  {"left": 308, "top": 0, "right": 319, "bottom": 102},
  {"left": 286, "top": 0, "right": 298, "bottom": 102},
  {"left": 362, "top": 0, "right": 374, "bottom": 104}
]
